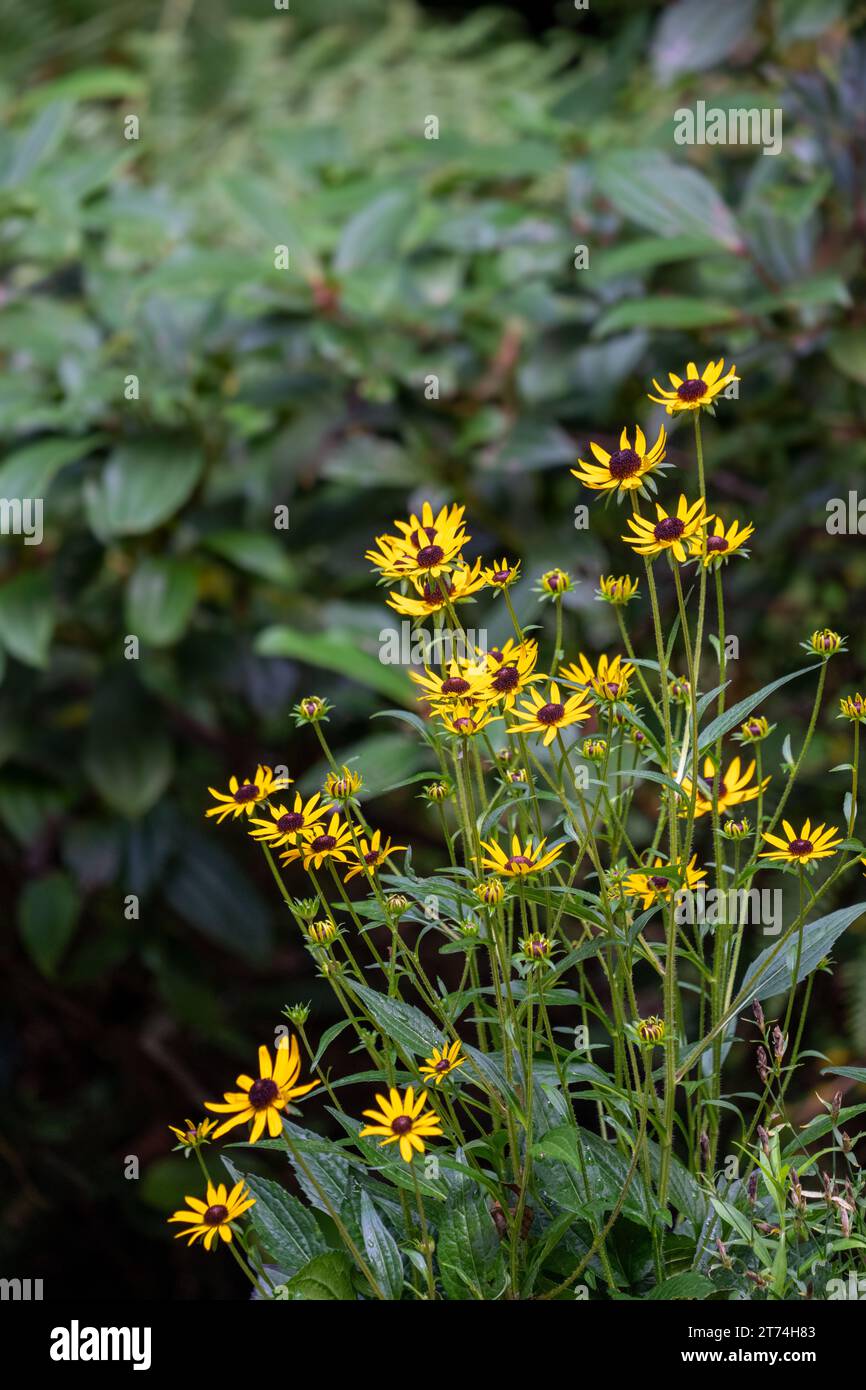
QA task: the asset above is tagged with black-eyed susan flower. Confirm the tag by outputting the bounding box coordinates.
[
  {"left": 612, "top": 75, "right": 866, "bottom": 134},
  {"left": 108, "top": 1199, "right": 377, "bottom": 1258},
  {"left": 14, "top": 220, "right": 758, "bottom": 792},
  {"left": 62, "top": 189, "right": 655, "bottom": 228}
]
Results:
[
  {"left": 437, "top": 701, "right": 501, "bottom": 738},
  {"left": 206, "top": 766, "right": 290, "bottom": 824},
  {"left": 387, "top": 560, "right": 486, "bottom": 618},
  {"left": 292, "top": 695, "right": 331, "bottom": 726},
  {"left": 481, "top": 638, "right": 545, "bottom": 709},
  {"left": 367, "top": 501, "right": 469, "bottom": 581},
  {"left": 282, "top": 813, "right": 355, "bottom": 871},
  {"left": 582, "top": 736, "right": 608, "bottom": 761},
  {"left": 168, "top": 1179, "right": 255, "bottom": 1250},
  {"left": 519, "top": 932, "right": 554, "bottom": 963},
  {"left": 559, "top": 651, "right": 635, "bottom": 704},
  {"left": 409, "top": 657, "right": 487, "bottom": 707},
  {"left": 840, "top": 694, "right": 866, "bottom": 722},
  {"left": 648, "top": 359, "right": 739, "bottom": 415},
  {"left": 536, "top": 568, "right": 573, "bottom": 600},
  {"left": 736, "top": 715, "right": 773, "bottom": 744},
  {"left": 482, "top": 557, "right": 521, "bottom": 591},
  {"left": 669, "top": 676, "right": 690, "bottom": 704},
  {"left": 691, "top": 515, "right": 754, "bottom": 567},
  {"left": 479, "top": 833, "right": 562, "bottom": 877},
  {"left": 571, "top": 424, "right": 667, "bottom": 497},
  {"left": 803, "top": 629, "right": 845, "bottom": 658},
  {"left": 419, "top": 1040, "right": 466, "bottom": 1086},
  {"left": 680, "top": 754, "right": 770, "bottom": 819},
  {"left": 624, "top": 856, "right": 706, "bottom": 910},
  {"left": 386, "top": 893, "right": 410, "bottom": 914},
  {"left": 723, "top": 817, "right": 751, "bottom": 840},
  {"left": 636, "top": 1016, "right": 666, "bottom": 1046},
  {"left": 475, "top": 877, "right": 505, "bottom": 906},
  {"left": 344, "top": 828, "right": 407, "bottom": 882},
  {"left": 621, "top": 495, "right": 710, "bottom": 563},
  {"left": 248, "top": 792, "right": 333, "bottom": 849},
  {"left": 423, "top": 781, "right": 450, "bottom": 803},
  {"left": 508, "top": 680, "right": 594, "bottom": 746},
  {"left": 205, "top": 1035, "right": 317, "bottom": 1142},
  {"left": 759, "top": 819, "right": 843, "bottom": 866},
  {"left": 168, "top": 1118, "right": 217, "bottom": 1154},
  {"left": 597, "top": 574, "right": 640, "bottom": 605},
  {"left": 306, "top": 919, "right": 338, "bottom": 945},
  {"left": 359, "top": 1086, "right": 443, "bottom": 1163},
  {"left": 324, "top": 766, "right": 363, "bottom": 801}
]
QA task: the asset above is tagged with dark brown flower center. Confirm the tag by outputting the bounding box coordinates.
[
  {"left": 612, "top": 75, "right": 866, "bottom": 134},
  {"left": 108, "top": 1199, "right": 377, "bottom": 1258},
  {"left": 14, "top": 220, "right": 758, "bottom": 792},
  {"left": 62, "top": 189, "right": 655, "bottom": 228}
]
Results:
[
  {"left": 536, "top": 701, "right": 565, "bottom": 725},
  {"left": 421, "top": 576, "right": 451, "bottom": 604},
  {"left": 248, "top": 1077, "right": 279, "bottom": 1109},
  {"left": 788, "top": 838, "right": 813, "bottom": 856},
  {"left": 706, "top": 535, "right": 729, "bottom": 552},
  {"left": 607, "top": 448, "right": 641, "bottom": 479},
  {"left": 435, "top": 1059, "right": 450, "bottom": 1072},
  {"left": 677, "top": 378, "right": 707, "bottom": 402},
  {"left": 506, "top": 855, "right": 534, "bottom": 870},
  {"left": 235, "top": 784, "right": 260, "bottom": 803},
  {"left": 204, "top": 1204, "right": 228, "bottom": 1226},
  {"left": 653, "top": 517, "right": 685, "bottom": 543},
  {"left": 493, "top": 569, "right": 511, "bottom": 583},
  {"left": 492, "top": 664, "right": 519, "bottom": 692},
  {"left": 416, "top": 544, "right": 445, "bottom": 569},
  {"left": 546, "top": 574, "right": 561, "bottom": 590},
  {"left": 277, "top": 811, "right": 305, "bottom": 832},
  {"left": 391, "top": 1115, "right": 413, "bottom": 1135},
  {"left": 441, "top": 676, "right": 470, "bottom": 695},
  {"left": 364, "top": 850, "right": 380, "bottom": 864},
  {"left": 309, "top": 834, "right": 337, "bottom": 852},
  {"left": 649, "top": 876, "right": 669, "bottom": 890}
]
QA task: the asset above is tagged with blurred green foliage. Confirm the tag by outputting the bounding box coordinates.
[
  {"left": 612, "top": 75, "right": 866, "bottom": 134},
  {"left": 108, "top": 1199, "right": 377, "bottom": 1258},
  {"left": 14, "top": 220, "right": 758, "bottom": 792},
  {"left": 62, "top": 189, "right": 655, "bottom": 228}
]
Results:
[{"left": 1, "top": 0, "right": 865, "bottom": 1294}]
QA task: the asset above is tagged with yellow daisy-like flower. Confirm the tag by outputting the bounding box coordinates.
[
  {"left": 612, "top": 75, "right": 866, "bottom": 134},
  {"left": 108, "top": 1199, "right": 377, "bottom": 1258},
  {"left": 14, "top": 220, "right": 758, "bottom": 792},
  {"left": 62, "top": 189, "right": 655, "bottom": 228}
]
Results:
[
  {"left": 282, "top": 812, "right": 356, "bottom": 871},
  {"left": 168, "top": 1118, "right": 217, "bottom": 1151},
  {"left": 805, "top": 629, "right": 845, "bottom": 658},
  {"left": 205, "top": 1035, "right": 317, "bottom": 1142},
  {"left": 168, "top": 1179, "right": 255, "bottom": 1250},
  {"left": 680, "top": 755, "right": 770, "bottom": 820},
  {"left": 597, "top": 574, "right": 640, "bottom": 605},
  {"left": 359, "top": 1086, "right": 444, "bottom": 1163},
  {"left": 571, "top": 424, "right": 667, "bottom": 495},
  {"left": 419, "top": 1040, "right": 466, "bottom": 1086},
  {"left": 520, "top": 932, "right": 553, "bottom": 961},
  {"left": 437, "top": 701, "right": 502, "bottom": 738},
  {"left": 537, "top": 568, "right": 573, "bottom": 599},
  {"left": 691, "top": 515, "right": 754, "bottom": 567},
  {"left": 206, "top": 766, "right": 290, "bottom": 823},
  {"left": 306, "top": 919, "right": 337, "bottom": 944},
  {"left": 759, "top": 819, "right": 843, "bottom": 865},
  {"left": 508, "top": 680, "right": 595, "bottom": 746},
  {"left": 386, "top": 559, "right": 486, "bottom": 618},
  {"left": 344, "top": 828, "right": 407, "bottom": 882},
  {"left": 248, "top": 792, "right": 332, "bottom": 849},
  {"left": 479, "top": 833, "right": 562, "bottom": 877},
  {"left": 324, "top": 766, "right": 363, "bottom": 800},
  {"left": 481, "top": 638, "right": 545, "bottom": 709},
  {"left": 482, "top": 557, "right": 521, "bottom": 591},
  {"left": 840, "top": 694, "right": 866, "bottom": 722},
  {"left": 559, "top": 651, "right": 635, "bottom": 704},
  {"left": 475, "top": 877, "right": 505, "bottom": 906},
  {"left": 409, "top": 657, "right": 488, "bottom": 708},
  {"left": 621, "top": 494, "right": 710, "bottom": 563},
  {"left": 624, "top": 856, "right": 707, "bottom": 911},
  {"left": 648, "top": 358, "right": 739, "bottom": 415},
  {"left": 366, "top": 501, "right": 469, "bottom": 581},
  {"left": 636, "top": 1016, "right": 665, "bottom": 1046}
]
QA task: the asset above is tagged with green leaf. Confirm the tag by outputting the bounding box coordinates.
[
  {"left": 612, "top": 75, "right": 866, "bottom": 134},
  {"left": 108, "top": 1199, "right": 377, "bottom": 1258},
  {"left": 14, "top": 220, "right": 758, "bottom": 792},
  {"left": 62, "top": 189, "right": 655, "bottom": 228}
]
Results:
[
  {"left": 590, "top": 234, "right": 722, "bottom": 281},
  {"left": 741, "top": 903, "right": 866, "bottom": 1004},
  {"left": 532, "top": 1124, "right": 656, "bottom": 1229},
  {"left": 652, "top": 0, "right": 758, "bottom": 82},
  {"left": 334, "top": 190, "right": 412, "bottom": 273},
  {"left": 0, "top": 571, "right": 55, "bottom": 668},
  {"left": 436, "top": 1173, "right": 505, "bottom": 1300},
  {"left": 164, "top": 829, "right": 272, "bottom": 962},
  {"left": 203, "top": 531, "right": 295, "bottom": 584},
  {"left": 355, "top": 1190, "right": 404, "bottom": 1299},
  {"left": 222, "top": 1158, "right": 327, "bottom": 1278},
  {"left": 255, "top": 624, "right": 413, "bottom": 705},
  {"left": 596, "top": 150, "right": 742, "bottom": 251},
  {"left": 18, "top": 871, "right": 80, "bottom": 977},
  {"left": 84, "top": 724, "right": 174, "bottom": 819},
  {"left": 697, "top": 665, "right": 814, "bottom": 754},
  {"left": 85, "top": 441, "right": 204, "bottom": 538},
  {"left": 0, "top": 435, "right": 102, "bottom": 496},
  {"left": 125, "top": 557, "right": 199, "bottom": 647},
  {"left": 343, "top": 979, "right": 440, "bottom": 1055},
  {"left": 284, "top": 1252, "right": 355, "bottom": 1301},
  {"left": 594, "top": 296, "right": 739, "bottom": 338},
  {"left": 647, "top": 1272, "right": 716, "bottom": 1299},
  {"left": 0, "top": 102, "right": 72, "bottom": 187}
]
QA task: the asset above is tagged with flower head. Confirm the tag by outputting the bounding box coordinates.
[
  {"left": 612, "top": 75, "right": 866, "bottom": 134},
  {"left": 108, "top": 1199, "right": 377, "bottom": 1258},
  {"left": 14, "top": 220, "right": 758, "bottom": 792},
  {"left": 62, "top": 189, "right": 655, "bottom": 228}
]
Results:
[
  {"left": 624, "top": 856, "right": 706, "bottom": 911},
  {"left": 680, "top": 754, "right": 770, "bottom": 820},
  {"left": 409, "top": 657, "right": 488, "bottom": 708},
  {"left": 168, "top": 1118, "right": 217, "bottom": 1154},
  {"left": 508, "top": 680, "right": 595, "bottom": 746},
  {"left": 248, "top": 792, "right": 333, "bottom": 848},
  {"left": 803, "top": 629, "right": 845, "bottom": 659},
  {"left": 723, "top": 818, "right": 751, "bottom": 840},
  {"left": 622, "top": 494, "right": 710, "bottom": 564},
  {"left": 519, "top": 932, "right": 554, "bottom": 964},
  {"left": 281, "top": 812, "right": 356, "bottom": 871},
  {"left": 636, "top": 1016, "right": 666, "bottom": 1046},
  {"left": 736, "top": 715, "right": 772, "bottom": 745},
  {"left": 475, "top": 877, "right": 505, "bottom": 906},
  {"left": 306, "top": 919, "right": 338, "bottom": 945},
  {"left": 206, "top": 766, "right": 290, "bottom": 824},
  {"left": 480, "top": 638, "right": 545, "bottom": 709},
  {"left": 840, "top": 694, "right": 866, "bottom": 723},
  {"left": 691, "top": 515, "right": 754, "bottom": 568},
  {"left": 482, "top": 557, "right": 521, "bottom": 591},
  {"left": 648, "top": 359, "right": 739, "bottom": 415},
  {"left": 597, "top": 574, "right": 640, "bottom": 606},
  {"left": 168, "top": 1179, "right": 255, "bottom": 1250},
  {"left": 367, "top": 502, "right": 469, "bottom": 582},
  {"left": 205, "top": 1035, "right": 317, "bottom": 1142},
  {"left": 387, "top": 560, "right": 486, "bottom": 618},
  {"left": 571, "top": 424, "right": 667, "bottom": 497},
  {"left": 419, "top": 1040, "right": 466, "bottom": 1087},
  {"left": 437, "top": 701, "right": 501, "bottom": 738},
  {"left": 359, "top": 1086, "right": 443, "bottom": 1163},
  {"left": 559, "top": 651, "right": 634, "bottom": 704},
  {"left": 344, "top": 828, "right": 407, "bottom": 882},
  {"left": 759, "top": 820, "right": 843, "bottom": 866},
  {"left": 293, "top": 695, "right": 331, "bottom": 725},
  {"left": 536, "top": 568, "right": 573, "bottom": 600},
  {"left": 324, "top": 766, "right": 363, "bottom": 801},
  {"left": 479, "top": 833, "right": 562, "bottom": 877}
]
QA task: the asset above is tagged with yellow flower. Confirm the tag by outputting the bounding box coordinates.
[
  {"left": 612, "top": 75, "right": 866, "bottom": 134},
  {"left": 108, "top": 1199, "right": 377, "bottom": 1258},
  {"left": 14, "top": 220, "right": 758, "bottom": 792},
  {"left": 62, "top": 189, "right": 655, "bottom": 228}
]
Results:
[
  {"left": 520, "top": 932, "right": 553, "bottom": 961},
  {"left": 621, "top": 495, "right": 710, "bottom": 563},
  {"left": 597, "top": 574, "right": 640, "bottom": 605},
  {"left": 386, "top": 560, "right": 486, "bottom": 618},
  {"left": 206, "top": 766, "right": 290, "bottom": 823},
  {"left": 324, "top": 766, "right": 363, "bottom": 800},
  {"left": 508, "top": 680, "right": 595, "bottom": 746},
  {"left": 281, "top": 812, "right": 356, "bottom": 870},
  {"left": 624, "top": 856, "right": 707, "bottom": 911},
  {"left": 168, "top": 1118, "right": 217, "bottom": 1152},
  {"left": 419, "top": 1040, "right": 466, "bottom": 1086},
  {"left": 840, "top": 694, "right": 866, "bottom": 722},
  {"left": 482, "top": 557, "right": 521, "bottom": 591},
  {"left": 736, "top": 715, "right": 772, "bottom": 744},
  {"left": 437, "top": 701, "right": 502, "bottom": 738},
  {"left": 636, "top": 1016, "right": 665, "bottom": 1046},
  {"left": 648, "top": 358, "right": 739, "bottom": 414},
  {"left": 306, "top": 919, "right": 337, "bottom": 944},
  {"left": 759, "top": 819, "right": 843, "bottom": 865},
  {"left": 691, "top": 515, "right": 754, "bottom": 567},
  {"left": 559, "top": 651, "right": 634, "bottom": 703},
  {"left": 359, "top": 1086, "right": 443, "bottom": 1163},
  {"left": 475, "top": 878, "right": 505, "bottom": 906},
  {"left": 805, "top": 629, "right": 845, "bottom": 658},
  {"left": 481, "top": 638, "right": 545, "bottom": 709},
  {"left": 571, "top": 424, "right": 667, "bottom": 495},
  {"left": 248, "top": 792, "right": 332, "bottom": 848},
  {"left": 205, "top": 1035, "right": 317, "bottom": 1142},
  {"left": 479, "top": 833, "right": 562, "bottom": 877},
  {"left": 366, "top": 501, "right": 469, "bottom": 581},
  {"left": 537, "top": 568, "right": 573, "bottom": 599},
  {"left": 409, "top": 658, "right": 488, "bottom": 707},
  {"left": 344, "top": 828, "right": 407, "bottom": 882},
  {"left": 680, "top": 755, "right": 770, "bottom": 819},
  {"left": 168, "top": 1179, "right": 255, "bottom": 1250}
]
